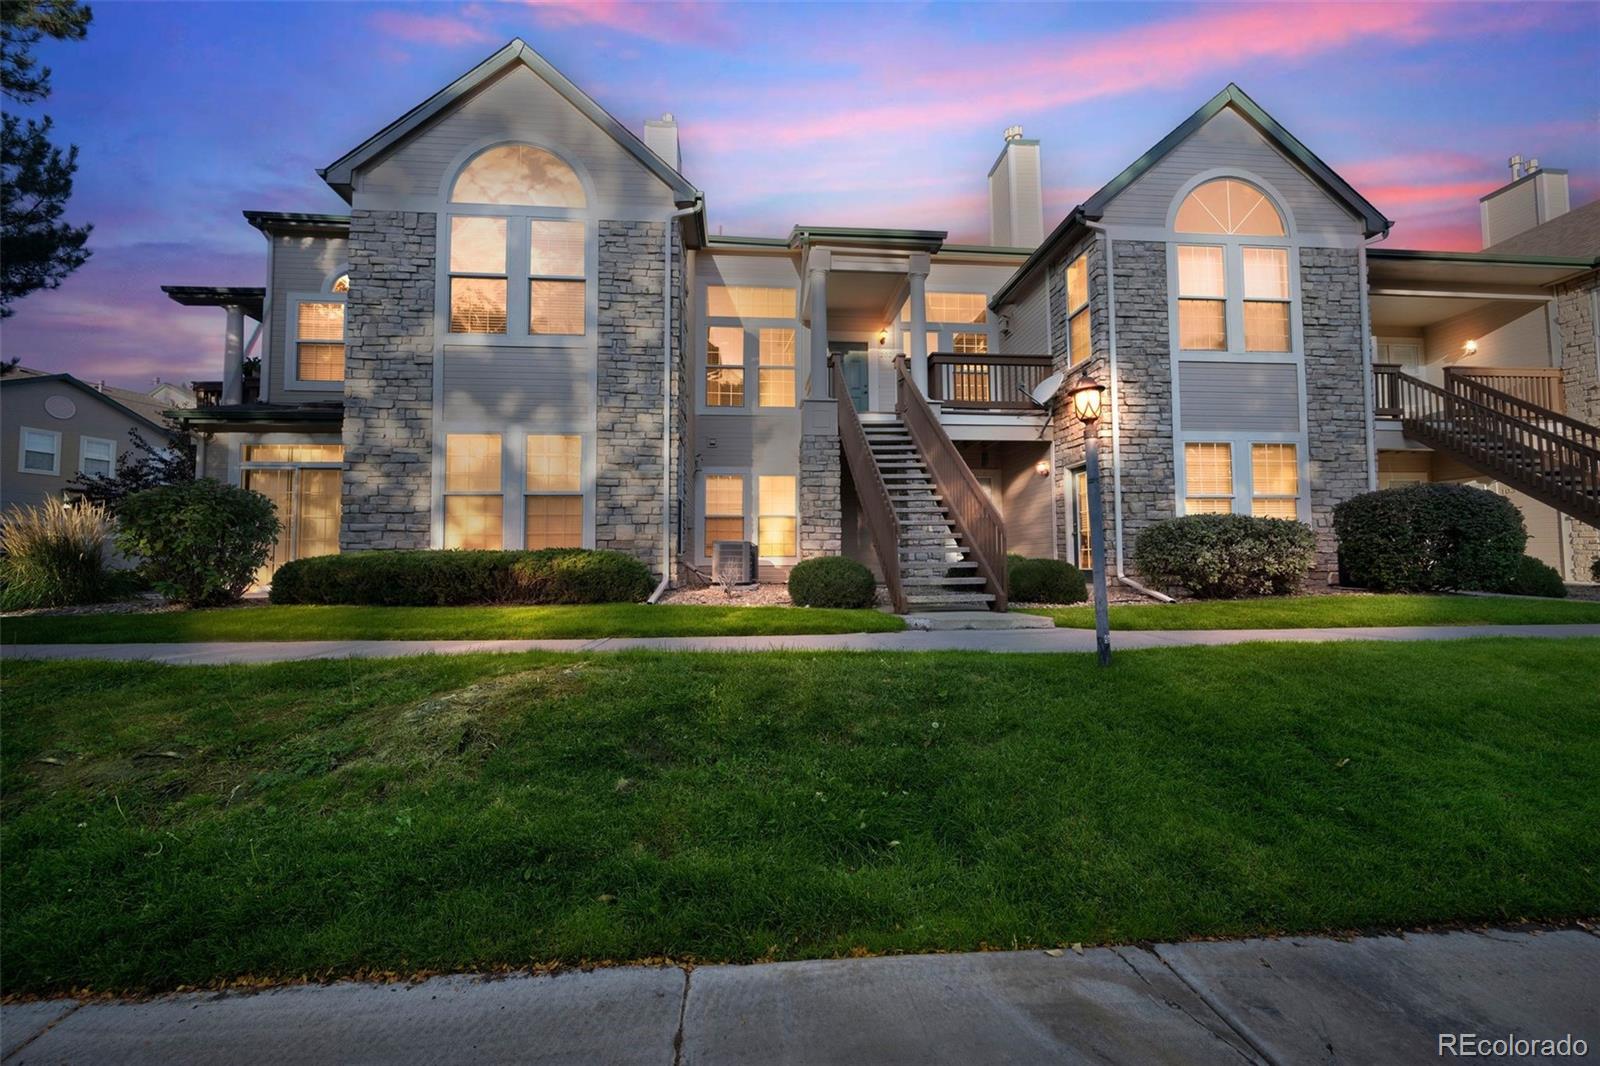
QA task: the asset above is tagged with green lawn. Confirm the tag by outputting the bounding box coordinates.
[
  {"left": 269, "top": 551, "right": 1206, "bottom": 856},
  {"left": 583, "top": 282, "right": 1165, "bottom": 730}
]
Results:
[
  {"left": 1027, "top": 593, "right": 1600, "bottom": 631},
  {"left": 3, "top": 639, "right": 1596, "bottom": 995},
  {"left": 1, "top": 603, "right": 905, "bottom": 644}
]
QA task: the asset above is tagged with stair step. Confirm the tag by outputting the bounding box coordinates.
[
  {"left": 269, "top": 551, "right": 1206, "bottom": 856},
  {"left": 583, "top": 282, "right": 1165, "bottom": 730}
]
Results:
[{"left": 903, "top": 576, "right": 989, "bottom": 587}]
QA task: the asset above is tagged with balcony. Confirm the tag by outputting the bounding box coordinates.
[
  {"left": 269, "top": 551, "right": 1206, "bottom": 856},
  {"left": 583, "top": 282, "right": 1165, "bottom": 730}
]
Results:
[
  {"left": 926, "top": 353, "right": 1054, "bottom": 411},
  {"left": 192, "top": 375, "right": 261, "bottom": 408}
]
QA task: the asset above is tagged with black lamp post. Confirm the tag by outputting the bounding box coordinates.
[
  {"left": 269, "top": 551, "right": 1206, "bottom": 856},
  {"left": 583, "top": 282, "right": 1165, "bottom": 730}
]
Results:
[{"left": 1068, "top": 373, "right": 1111, "bottom": 666}]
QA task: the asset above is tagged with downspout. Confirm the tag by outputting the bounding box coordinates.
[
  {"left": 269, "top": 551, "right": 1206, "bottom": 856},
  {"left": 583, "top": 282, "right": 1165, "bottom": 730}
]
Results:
[
  {"left": 1358, "top": 234, "right": 1382, "bottom": 492},
  {"left": 1083, "top": 221, "right": 1128, "bottom": 577},
  {"left": 649, "top": 198, "right": 704, "bottom": 604}
]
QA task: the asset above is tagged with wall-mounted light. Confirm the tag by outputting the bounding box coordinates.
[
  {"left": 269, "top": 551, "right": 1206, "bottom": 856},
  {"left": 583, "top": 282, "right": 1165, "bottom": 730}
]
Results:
[
  {"left": 876, "top": 328, "right": 890, "bottom": 346},
  {"left": 1034, "top": 459, "right": 1050, "bottom": 477},
  {"left": 1463, "top": 339, "right": 1478, "bottom": 356}
]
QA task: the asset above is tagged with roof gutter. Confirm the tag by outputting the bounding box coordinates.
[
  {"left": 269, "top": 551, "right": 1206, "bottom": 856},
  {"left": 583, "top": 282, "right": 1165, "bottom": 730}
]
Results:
[
  {"left": 989, "top": 207, "right": 1087, "bottom": 312},
  {"left": 650, "top": 196, "right": 705, "bottom": 604}
]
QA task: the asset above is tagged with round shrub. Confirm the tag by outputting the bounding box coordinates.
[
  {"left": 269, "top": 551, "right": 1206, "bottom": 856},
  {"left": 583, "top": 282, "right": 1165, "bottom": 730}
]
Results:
[
  {"left": 1500, "top": 554, "right": 1568, "bottom": 598},
  {"left": 788, "top": 556, "right": 875, "bottom": 608},
  {"left": 270, "top": 548, "right": 653, "bottom": 606},
  {"left": 1333, "top": 484, "right": 1525, "bottom": 592},
  {"left": 115, "top": 479, "right": 279, "bottom": 606},
  {"left": 1007, "top": 554, "right": 1087, "bottom": 604},
  {"left": 1134, "top": 514, "right": 1316, "bottom": 599},
  {"left": 0, "top": 498, "right": 114, "bottom": 610}
]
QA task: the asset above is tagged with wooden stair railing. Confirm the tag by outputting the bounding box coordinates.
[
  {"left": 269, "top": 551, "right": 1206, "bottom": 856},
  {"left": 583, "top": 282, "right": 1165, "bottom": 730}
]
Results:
[
  {"left": 829, "top": 354, "right": 906, "bottom": 614},
  {"left": 1445, "top": 366, "right": 1565, "bottom": 414},
  {"left": 1388, "top": 369, "right": 1600, "bottom": 524},
  {"left": 894, "top": 355, "right": 1008, "bottom": 610}
]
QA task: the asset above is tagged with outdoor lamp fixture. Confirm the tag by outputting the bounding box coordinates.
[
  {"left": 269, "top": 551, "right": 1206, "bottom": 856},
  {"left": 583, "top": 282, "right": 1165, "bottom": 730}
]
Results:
[
  {"left": 1034, "top": 458, "right": 1050, "bottom": 476},
  {"left": 1463, "top": 339, "right": 1478, "bottom": 356},
  {"left": 1068, "top": 373, "right": 1113, "bottom": 667},
  {"left": 876, "top": 328, "right": 890, "bottom": 346}
]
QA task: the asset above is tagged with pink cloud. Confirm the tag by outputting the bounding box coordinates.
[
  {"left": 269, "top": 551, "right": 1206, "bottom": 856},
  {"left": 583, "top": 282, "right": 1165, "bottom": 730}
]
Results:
[
  {"left": 521, "top": 1, "right": 735, "bottom": 46},
  {"left": 368, "top": 10, "right": 496, "bottom": 47}
]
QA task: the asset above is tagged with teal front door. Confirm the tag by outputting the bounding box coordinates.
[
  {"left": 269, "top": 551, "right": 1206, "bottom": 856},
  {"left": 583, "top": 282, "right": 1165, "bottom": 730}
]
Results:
[{"left": 836, "top": 343, "right": 869, "bottom": 412}]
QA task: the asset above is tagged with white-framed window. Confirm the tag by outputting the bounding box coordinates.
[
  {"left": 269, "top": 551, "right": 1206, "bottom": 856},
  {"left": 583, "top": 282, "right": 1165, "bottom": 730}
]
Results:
[
  {"left": 446, "top": 143, "right": 590, "bottom": 341},
  {"left": 1173, "top": 177, "right": 1295, "bottom": 356},
  {"left": 1071, "top": 466, "right": 1091, "bottom": 570},
  {"left": 702, "top": 286, "right": 796, "bottom": 411},
  {"left": 703, "top": 472, "right": 745, "bottom": 556},
  {"left": 443, "top": 433, "right": 504, "bottom": 550},
  {"left": 78, "top": 436, "right": 116, "bottom": 478},
  {"left": 757, "top": 475, "right": 797, "bottom": 560},
  {"left": 290, "top": 296, "right": 347, "bottom": 384},
  {"left": 1180, "top": 439, "right": 1304, "bottom": 519},
  {"left": 1064, "top": 253, "right": 1090, "bottom": 366},
  {"left": 18, "top": 427, "right": 61, "bottom": 475},
  {"left": 524, "top": 433, "right": 584, "bottom": 549}
]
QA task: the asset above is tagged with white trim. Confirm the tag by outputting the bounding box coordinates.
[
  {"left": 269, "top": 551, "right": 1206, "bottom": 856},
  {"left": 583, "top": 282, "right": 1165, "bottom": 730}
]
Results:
[
  {"left": 283, "top": 291, "right": 348, "bottom": 392},
  {"left": 698, "top": 467, "right": 751, "bottom": 560},
  {"left": 77, "top": 435, "right": 117, "bottom": 477},
  {"left": 1175, "top": 435, "right": 1309, "bottom": 522},
  {"left": 17, "top": 426, "right": 62, "bottom": 476}
]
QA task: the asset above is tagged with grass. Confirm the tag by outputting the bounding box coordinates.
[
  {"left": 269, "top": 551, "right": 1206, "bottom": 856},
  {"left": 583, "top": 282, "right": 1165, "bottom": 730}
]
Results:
[
  {"left": 3, "top": 639, "right": 1596, "bottom": 995},
  {"left": 1026, "top": 593, "right": 1600, "bottom": 631},
  {"left": 0, "top": 603, "right": 905, "bottom": 644}
]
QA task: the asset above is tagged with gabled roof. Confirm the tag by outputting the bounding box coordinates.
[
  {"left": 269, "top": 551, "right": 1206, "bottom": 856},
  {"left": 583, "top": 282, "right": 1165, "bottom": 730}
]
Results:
[
  {"left": 1482, "top": 199, "right": 1600, "bottom": 260},
  {"left": 991, "top": 84, "right": 1393, "bottom": 310},
  {"left": 0, "top": 371, "right": 174, "bottom": 434},
  {"left": 318, "top": 38, "right": 702, "bottom": 210}
]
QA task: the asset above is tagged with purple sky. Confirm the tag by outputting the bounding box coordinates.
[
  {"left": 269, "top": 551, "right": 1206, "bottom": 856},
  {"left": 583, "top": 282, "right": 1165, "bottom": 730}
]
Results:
[{"left": 3, "top": 0, "right": 1597, "bottom": 390}]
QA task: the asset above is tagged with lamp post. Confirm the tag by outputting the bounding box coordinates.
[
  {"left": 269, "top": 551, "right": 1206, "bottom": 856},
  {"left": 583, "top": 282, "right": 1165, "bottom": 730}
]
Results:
[{"left": 1069, "top": 373, "right": 1111, "bottom": 666}]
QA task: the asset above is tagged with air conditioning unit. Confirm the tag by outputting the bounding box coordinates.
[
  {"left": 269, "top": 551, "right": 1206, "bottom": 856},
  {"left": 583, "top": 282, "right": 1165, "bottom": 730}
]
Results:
[{"left": 711, "top": 540, "right": 758, "bottom": 585}]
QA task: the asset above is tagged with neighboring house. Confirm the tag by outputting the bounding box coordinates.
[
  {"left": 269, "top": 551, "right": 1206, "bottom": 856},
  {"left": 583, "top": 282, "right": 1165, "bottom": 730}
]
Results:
[
  {"left": 0, "top": 366, "right": 184, "bottom": 511},
  {"left": 165, "top": 38, "right": 1599, "bottom": 605}
]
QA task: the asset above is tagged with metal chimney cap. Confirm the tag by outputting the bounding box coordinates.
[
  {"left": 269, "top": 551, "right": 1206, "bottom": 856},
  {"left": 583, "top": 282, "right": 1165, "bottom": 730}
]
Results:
[{"left": 1004, "top": 125, "right": 1024, "bottom": 142}]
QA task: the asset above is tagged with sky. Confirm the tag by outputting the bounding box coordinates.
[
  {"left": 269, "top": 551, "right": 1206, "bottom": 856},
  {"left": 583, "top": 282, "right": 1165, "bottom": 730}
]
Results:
[{"left": 2, "top": 0, "right": 1597, "bottom": 390}]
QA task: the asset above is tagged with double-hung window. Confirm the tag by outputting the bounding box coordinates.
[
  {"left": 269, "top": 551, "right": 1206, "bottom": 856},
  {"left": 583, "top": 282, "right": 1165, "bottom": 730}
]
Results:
[
  {"left": 1072, "top": 467, "right": 1092, "bottom": 570},
  {"left": 1174, "top": 178, "right": 1292, "bottom": 355},
  {"left": 1065, "top": 254, "right": 1090, "bottom": 365},
  {"left": 444, "top": 433, "right": 503, "bottom": 549},
  {"left": 79, "top": 436, "right": 115, "bottom": 477},
  {"left": 758, "top": 328, "right": 797, "bottom": 407},
  {"left": 704, "top": 474, "right": 745, "bottom": 555},
  {"left": 1250, "top": 443, "right": 1299, "bottom": 518},
  {"left": 524, "top": 434, "right": 583, "bottom": 548},
  {"left": 704, "top": 287, "right": 795, "bottom": 409},
  {"left": 1184, "top": 442, "right": 1234, "bottom": 514},
  {"left": 757, "top": 475, "right": 797, "bottom": 559},
  {"left": 1242, "top": 248, "right": 1290, "bottom": 352},
  {"left": 447, "top": 144, "right": 588, "bottom": 340},
  {"left": 706, "top": 326, "right": 745, "bottom": 407},
  {"left": 295, "top": 299, "right": 346, "bottom": 382},
  {"left": 1176, "top": 246, "right": 1227, "bottom": 350},
  {"left": 19, "top": 428, "right": 60, "bottom": 474}
]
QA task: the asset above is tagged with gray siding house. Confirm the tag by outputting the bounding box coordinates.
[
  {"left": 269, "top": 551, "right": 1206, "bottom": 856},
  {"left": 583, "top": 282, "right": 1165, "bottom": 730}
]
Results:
[{"left": 167, "top": 39, "right": 1599, "bottom": 603}]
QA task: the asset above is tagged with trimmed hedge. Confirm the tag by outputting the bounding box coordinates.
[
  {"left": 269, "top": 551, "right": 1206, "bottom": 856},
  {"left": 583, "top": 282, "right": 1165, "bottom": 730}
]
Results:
[
  {"left": 788, "top": 556, "right": 876, "bottom": 609},
  {"left": 1333, "top": 484, "right": 1526, "bottom": 593},
  {"left": 116, "top": 479, "right": 280, "bottom": 606},
  {"left": 1006, "top": 555, "right": 1087, "bottom": 604},
  {"left": 269, "top": 549, "right": 655, "bottom": 606},
  {"left": 1134, "top": 514, "right": 1316, "bottom": 599},
  {"left": 1500, "top": 554, "right": 1568, "bottom": 599}
]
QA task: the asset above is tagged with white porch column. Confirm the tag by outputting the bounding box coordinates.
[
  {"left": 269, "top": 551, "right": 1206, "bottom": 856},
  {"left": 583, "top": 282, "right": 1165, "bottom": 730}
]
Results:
[
  {"left": 908, "top": 254, "right": 930, "bottom": 397},
  {"left": 808, "top": 264, "right": 829, "bottom": 392},
  {"left": 222, "top": 304, "right": 245, "bottom": 406}
]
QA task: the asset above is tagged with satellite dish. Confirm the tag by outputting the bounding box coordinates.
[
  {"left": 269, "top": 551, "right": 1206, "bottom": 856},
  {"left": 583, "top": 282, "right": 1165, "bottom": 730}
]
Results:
[{"left": 1028, "top": 371, "right": 1065, "bottom": 409}]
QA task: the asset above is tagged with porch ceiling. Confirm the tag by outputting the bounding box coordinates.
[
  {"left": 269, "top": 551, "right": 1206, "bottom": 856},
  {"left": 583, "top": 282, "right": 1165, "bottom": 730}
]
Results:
[
  {"left": 826, "top": 270, "right": 908, "bottom": 323},
  {"left": 1367, "top": 249, "right": 1591, "bottom": 291},
  {"left": 1369, "top": 293, "right": 1508, "bottom": 330}
]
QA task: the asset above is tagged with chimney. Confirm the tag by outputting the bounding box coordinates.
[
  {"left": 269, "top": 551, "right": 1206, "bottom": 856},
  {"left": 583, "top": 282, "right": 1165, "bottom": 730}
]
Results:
[
  {"left": 988, "top": 126, "right": 1043, "bottom": 248},
  {"left": 644, "top": 112, "right": 681, "bottom": 172},
  {"left": 1479, "top": 155, "right": 1570, "bottom": 248}
]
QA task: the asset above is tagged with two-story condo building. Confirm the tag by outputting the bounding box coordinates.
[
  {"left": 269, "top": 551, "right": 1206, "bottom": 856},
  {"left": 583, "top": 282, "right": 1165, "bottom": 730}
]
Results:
[{"left": 169, "top": 39, "right": 1599, "bottom": 607}]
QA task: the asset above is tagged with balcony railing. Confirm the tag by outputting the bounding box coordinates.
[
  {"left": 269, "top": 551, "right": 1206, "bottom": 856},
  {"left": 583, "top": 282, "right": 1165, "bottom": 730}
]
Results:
[
  {"left": 1444, "top": 366, "right": 1564, "bottom": 414},
  {"left": 192, "top": 376, "right": 261, "bottom": 408},
  {"left": 926, "top": 353, "right": 1053, "bottom": 410}
]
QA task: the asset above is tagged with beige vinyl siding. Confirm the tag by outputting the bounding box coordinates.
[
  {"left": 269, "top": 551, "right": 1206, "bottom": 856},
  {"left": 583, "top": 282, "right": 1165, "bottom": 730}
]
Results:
[
  {"left": 1177, "top": 360, "right": 1300, "bottom": 432},
  {"left": 998, "top": 276, "right": 1050, "bottom": 355},
  {"left": 269, "top": 232, "right": 349, "bottom": 404},
  {"left": 359, "top": 66, "right": 678, "bottom": 214},
  {"left": 1097, "top": 108, "right": 1360, "bottom": 236}
]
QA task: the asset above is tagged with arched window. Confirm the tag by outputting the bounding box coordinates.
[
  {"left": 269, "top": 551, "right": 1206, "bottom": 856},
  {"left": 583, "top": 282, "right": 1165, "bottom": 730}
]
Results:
[
  {"left": 450, "top": 144, "right": 586, "bottom": 208},
  {"left": 330, "top": 273, "right": 349, "bottom": 293},
  {"left": 1175, "top": 178, "right": 1284, "bottom": 236}
]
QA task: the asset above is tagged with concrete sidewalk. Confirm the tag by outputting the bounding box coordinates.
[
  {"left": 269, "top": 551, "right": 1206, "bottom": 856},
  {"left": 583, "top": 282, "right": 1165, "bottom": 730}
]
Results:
[
  {"left": 4, "top": 927, "right": 1595, "bottom": 1064},
  {"left": 4, "top": 622, "right": 1599, "bottom": 665}
]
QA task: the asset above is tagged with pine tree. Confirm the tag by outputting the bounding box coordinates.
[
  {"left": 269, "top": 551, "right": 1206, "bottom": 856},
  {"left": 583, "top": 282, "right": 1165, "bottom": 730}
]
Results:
[{"left": 1, "top": 0, "right": 93, "bottom": 318}]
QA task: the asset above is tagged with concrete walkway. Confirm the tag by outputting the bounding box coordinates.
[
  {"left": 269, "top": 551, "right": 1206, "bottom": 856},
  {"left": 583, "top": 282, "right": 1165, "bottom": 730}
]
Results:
[
  {"left": 3, "top": 927, "right": 1594, "bottom": 1064},
  {"left": 4, "top": 623, "right": 1599, "bottom": 665}
]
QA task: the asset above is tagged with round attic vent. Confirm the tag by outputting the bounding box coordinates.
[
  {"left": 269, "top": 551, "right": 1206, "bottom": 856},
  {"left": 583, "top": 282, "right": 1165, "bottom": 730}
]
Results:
[{"left": 44, "top": 395, "right": 77, "bottom": 419}]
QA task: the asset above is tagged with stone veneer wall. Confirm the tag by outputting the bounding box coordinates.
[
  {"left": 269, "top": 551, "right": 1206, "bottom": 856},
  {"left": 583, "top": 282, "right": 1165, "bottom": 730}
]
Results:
[
  {"left": 341, "top": 209, "right": 436, "bottom": 550},
  {"left": 799, "top": 429, "right": 842, "bottom": 558},
  {"left": 1300, "top": 247, "right": 1371, "bottom": 579},
  {"left": 1555, "top": 272, "right": 1599, "bottom": 578},
  {"left": 596, "top": 220, "right": 679, "bottom": 577}
]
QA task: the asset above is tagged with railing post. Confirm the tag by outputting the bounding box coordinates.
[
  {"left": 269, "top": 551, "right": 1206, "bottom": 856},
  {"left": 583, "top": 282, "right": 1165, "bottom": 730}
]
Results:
[{"left": 908, "top": 256, "right": 930, "bottom": 398}]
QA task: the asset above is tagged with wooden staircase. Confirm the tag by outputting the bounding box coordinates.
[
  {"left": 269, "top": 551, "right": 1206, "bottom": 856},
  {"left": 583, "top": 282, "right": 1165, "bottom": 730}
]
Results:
[{"left": 1376, "top": 366, "right": 1600, "bottom": 524}]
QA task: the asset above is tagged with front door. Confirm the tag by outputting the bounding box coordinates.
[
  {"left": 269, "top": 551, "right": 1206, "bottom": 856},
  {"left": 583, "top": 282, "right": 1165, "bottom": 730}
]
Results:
[{"left": 835, "top": 342, "right": 869, "bottom": 412}]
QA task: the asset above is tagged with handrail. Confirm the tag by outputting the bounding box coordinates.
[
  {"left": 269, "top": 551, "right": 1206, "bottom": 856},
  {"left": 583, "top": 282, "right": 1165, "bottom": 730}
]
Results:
[
  {"left": 1372, "top": 363, "right": 1402, "bottom": 418},
  {"left": 1444, "top": 373, "right": 1598, "bottom": 453},
  {"left": 829, "top": 354, "right": 906, "bottom": 613},
  {"left": 1445, "top": 366, "right": 1565, "bottom": 414},
  {"left": 894, "top": 355, "right": 1008, "bottom": 610},
  {"left": 927, "top": 353, "right": 1053, "bottom": 410},
  {"left": 1388, "top": 369, "right": 1598, "bottom": 521}
]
